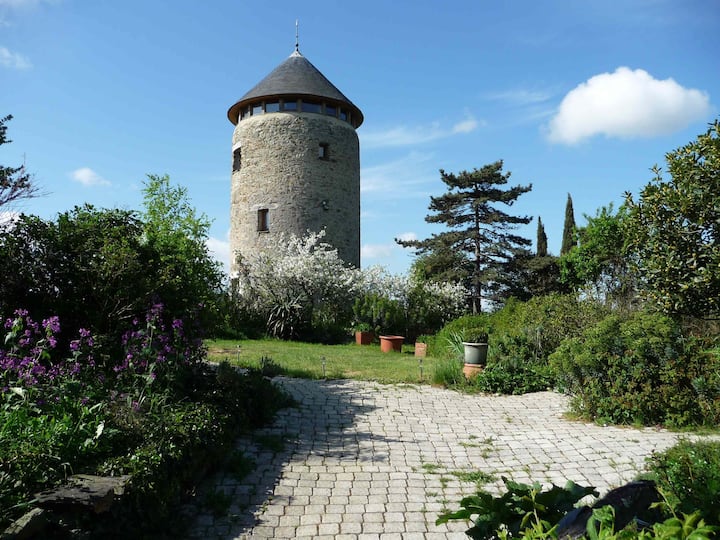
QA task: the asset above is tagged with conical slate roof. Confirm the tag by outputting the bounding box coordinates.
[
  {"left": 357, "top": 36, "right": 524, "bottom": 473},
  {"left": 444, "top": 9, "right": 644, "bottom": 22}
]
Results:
[{"left": 227, "top": 50, "right": 363, "bottom": 127}]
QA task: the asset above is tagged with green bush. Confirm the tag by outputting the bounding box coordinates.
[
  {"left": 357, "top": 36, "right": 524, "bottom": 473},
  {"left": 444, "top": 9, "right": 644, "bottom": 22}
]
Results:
[
  {"left": 352, "top": 293, "right": 405, "bottom": 336},
  {"left": 648, "top": 439, "right": 720, "bottom": 526},
  {"left": 429, "top": 295, "right": 607, "bottom": 394},
  {"left": 550, "top": 311, "right": 720, "bottom": 427},
  {"left": 437, "top": 476, "right": 598, "bottom": 539},
  {"left": 512, "top": 294, "right": 609, "bottom": 361},
  {"left": 469, "top": 356, "right": 554, "bottom": 395}
]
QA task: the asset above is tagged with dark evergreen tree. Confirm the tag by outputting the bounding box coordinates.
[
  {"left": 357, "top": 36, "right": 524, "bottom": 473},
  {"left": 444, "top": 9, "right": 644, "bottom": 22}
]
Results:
[
  {"left": 497, "top": 249, "right": 568, "bottom": 302},
  {"left": 536, "top": 216, "right": 548, "bottom": 257},
  {"left": 0, "top": 115, "right": 39, "bottom": 208},
  {"left": 561, "top": 193, "right": 576, "bottom": 255},
  {"left": 397, "top": 161, "right": 532, "bottom": 313},
  {"left": 409, "top": 246, "right": 473, "bottom": 288}
]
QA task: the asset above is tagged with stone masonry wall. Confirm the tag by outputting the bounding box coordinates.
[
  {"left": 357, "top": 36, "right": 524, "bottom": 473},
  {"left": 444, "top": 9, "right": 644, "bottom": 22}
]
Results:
[{"left": 230, "top": 112, "right": 360, "bottom": 272}]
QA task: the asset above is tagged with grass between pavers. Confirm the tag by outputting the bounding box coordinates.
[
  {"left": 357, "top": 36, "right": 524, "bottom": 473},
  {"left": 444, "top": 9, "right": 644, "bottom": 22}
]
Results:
[{"left": 206, "top": 338, "right": 440, "bottom": 384}]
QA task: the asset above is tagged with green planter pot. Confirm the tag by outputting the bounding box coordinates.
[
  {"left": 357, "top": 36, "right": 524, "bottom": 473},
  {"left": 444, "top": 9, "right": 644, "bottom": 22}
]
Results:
[{"left": 462, "top": 342, "right": 488, "bottom": 365}]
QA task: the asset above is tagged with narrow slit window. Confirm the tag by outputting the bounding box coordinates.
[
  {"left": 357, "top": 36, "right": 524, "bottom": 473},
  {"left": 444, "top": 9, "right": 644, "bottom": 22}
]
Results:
[
  {"left": 318, "top": 143, "right": 329, "bottom": 160},
  {"left": 232, "top": 147, "right": 242, "bottom": 171},
  {"left": 257, "top": 208, "right": 269, "bottom": 232}
]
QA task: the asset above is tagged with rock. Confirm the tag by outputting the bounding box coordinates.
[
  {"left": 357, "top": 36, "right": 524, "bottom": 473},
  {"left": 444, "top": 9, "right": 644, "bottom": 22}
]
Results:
[
  {"left": 0, "top": 508, "right": 48, "bottom": 540},
  {"left": 556, "top": 480, "right": 660, "bottom": 539},
  {"left": 34, "top": 474, "right": 131, "bottom": 514}
]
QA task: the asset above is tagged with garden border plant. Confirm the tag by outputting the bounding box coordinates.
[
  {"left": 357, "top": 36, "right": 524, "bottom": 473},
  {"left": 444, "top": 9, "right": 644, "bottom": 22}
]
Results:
[{"left": 0, "top": 307, "right": 293, "bottom": 538}]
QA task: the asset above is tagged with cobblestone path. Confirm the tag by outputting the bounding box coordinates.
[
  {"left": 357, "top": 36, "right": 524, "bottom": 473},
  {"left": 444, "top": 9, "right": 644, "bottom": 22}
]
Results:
[{"left": 187, "top": 377, "right": 682, "bottom": 539}]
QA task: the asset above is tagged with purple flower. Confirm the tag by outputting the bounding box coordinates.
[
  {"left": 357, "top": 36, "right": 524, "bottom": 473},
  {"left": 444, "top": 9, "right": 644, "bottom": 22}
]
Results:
[{"left": 42, "top": 316, "right": 61, "bottom": 334}]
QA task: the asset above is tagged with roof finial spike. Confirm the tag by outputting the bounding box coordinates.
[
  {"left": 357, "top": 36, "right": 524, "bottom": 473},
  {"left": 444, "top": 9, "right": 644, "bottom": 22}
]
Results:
[{"left": 295, "top": 19, "right": 299, "bottom": 52}]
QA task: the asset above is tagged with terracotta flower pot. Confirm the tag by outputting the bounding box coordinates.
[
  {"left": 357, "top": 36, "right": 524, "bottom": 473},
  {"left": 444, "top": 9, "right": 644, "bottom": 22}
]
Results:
[
  {"left": 379, "top": 335, "right": 404, "bottom": 353},
  {"left": 355, "top": 331, "right": 374, "bottom": 345}
]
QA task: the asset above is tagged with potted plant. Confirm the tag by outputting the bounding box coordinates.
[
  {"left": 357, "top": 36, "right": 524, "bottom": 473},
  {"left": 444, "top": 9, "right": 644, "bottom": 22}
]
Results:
[
  {"left": 414, "top": 335, "right": 429, "bottom": 358},
  {"left": 462, "top": 330, "right": 488, "bottom": 365},
  {"left": 353, "top": 322, "right": 374, "bottom": 345},
  {"left": 379, "top": 334, "right": 404, "bottom": 353}
]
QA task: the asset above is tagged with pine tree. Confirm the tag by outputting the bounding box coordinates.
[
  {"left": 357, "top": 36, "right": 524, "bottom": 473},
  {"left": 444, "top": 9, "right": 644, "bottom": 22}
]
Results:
[
  {"left": 561, "top": 193, "right": 576, "bottom": 255},
  {"left": 397, "top": 161, "right": 532, "bottom": 313},
  {"left": 536, "top": 216, "right": 548, "bottom": 257},
  {"left": 1, "top": 115, "right": 38, "bottom": 208}
]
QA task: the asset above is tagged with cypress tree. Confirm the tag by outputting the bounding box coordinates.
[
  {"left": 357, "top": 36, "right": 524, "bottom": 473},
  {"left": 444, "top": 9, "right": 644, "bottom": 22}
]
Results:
[
  {"left": 536, "top": 216, "right": 548, "bottom": 257},
  {"left": 561, "top": 193, "right": 576, "bottom": 255}
]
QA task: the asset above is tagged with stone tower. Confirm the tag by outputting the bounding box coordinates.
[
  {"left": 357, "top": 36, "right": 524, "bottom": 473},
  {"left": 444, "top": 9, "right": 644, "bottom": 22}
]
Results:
[{"left": 227, "top": 47, "right": 363, "bottom": 273}]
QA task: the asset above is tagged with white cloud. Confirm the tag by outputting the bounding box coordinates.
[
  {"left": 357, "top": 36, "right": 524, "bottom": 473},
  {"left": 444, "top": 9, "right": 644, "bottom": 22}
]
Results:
[
  {"left": 361, "top": 152, "right": 436, "bottom": 196},
  {"left": 361, "top": 231, "right": 417, "bottom": 262},
  {"left": 361, "top": 113, "right": 480, "bottom": 148},
  {"left": 207, "top": 236, "right": 230, "bottom": 276},
  {"left": 0, "top": 0, "right": 57, "bottom": 7},
  {"left": 70, "top": 167, "right": 111, "bottom": 187},
  {"left": 0, "top": 46, "right": 31, "bottom": 69},
  {"left": 395, "top": 232, "right": 417, "bottom": 243},
  {"left": 361, "top": 243, "right": 395, "bottom": 260},
  {"left": 547, "top": 67, "right": 711, "bottom": 144},
  {"left": 451, "top": 117, "right": 478, "bottom": 134},
  {"left": 485, "top": 89, "right": 554, "bottom": 105}
]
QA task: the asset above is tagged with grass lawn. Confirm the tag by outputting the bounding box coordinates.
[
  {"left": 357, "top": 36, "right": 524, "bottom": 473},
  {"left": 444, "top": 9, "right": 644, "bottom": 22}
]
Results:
[{"left": 206, "top": 338, "right": 441, "bottom": 384}]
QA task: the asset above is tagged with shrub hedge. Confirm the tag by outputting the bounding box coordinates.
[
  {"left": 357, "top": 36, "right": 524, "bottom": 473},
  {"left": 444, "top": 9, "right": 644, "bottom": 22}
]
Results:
[
  {"left": 550, "top": 311, "right": 720, "bottom": 427},
  {"left": 648, "top": 439, "right": 720, "bottom": 527}
]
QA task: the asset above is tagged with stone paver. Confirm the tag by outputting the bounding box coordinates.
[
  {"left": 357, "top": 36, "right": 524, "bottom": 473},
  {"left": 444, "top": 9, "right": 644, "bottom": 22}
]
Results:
[{"left": 186, "top": 378, "right": 686, "bottom": 539}]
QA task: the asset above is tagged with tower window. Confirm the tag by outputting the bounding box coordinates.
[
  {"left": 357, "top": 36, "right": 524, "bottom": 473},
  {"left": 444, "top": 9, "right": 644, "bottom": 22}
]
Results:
[
  {"left": 282, "top": 100, "right": 298, "bottom": 111},
  {"left": 252, "top": 104, "right": 263, "bottom": 115},
  {"left": 318, "top": 143, "right": 329, "bottom": 160},
  {"left": 302, "top": 101, "right": 322, "bottom": 113},
  {"left": 257, "top": 209, "right": 269, "bottom": 232},
  {"left": 325, "top": 105, "right": 336, "bottom": 117},
  {"left": 265, "top": 101, "right": 280, "bottom": 113},
  {"left": 232, "top": 147, "right": 242, "bottom": 171}
]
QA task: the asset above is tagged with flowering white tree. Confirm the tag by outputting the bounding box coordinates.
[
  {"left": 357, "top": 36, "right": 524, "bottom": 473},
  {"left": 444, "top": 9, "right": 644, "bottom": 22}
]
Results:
[
  {"left": 235, "top": 230, "right": 361, "bottom": 339},
  {"left": 354, "top": 265, "right": 466, "bottom": 338},
  {"left": 235, "top": 230, "right": 467, "bottom": 341}
]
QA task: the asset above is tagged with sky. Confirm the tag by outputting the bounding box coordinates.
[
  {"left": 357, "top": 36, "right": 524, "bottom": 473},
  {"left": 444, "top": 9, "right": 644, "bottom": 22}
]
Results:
[{"left": 2, "top": 0, "right": 718, "bottom": 276}]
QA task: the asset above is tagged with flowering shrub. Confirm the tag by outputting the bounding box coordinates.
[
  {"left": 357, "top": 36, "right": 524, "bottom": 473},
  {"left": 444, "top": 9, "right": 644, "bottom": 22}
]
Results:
[
  {"left": 233, "top": 231, "right": 467, "bottom": 341},
  {"left": 114, "top": 302, "right": 206, "bottom": 391},
  {"left": 0, "top": 309, "right": 95, "bottom": 391},
  {"left": 1, "top": 310, "right": 110, "bottom": 528},
  {"left": 0, "top": 307, "right": 290, "bottom": 534},
  {"left": 356, "top": 267, "right": 466, "bottom": 339},
  {"left": 234, "top": 230, "right": 361, "bottom": 340}
]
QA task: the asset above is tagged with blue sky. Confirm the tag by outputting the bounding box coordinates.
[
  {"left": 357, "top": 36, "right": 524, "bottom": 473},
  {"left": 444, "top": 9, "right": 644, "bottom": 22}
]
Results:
[{"left": 2, "top": 0, "right": 718, "bottom": 275}]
